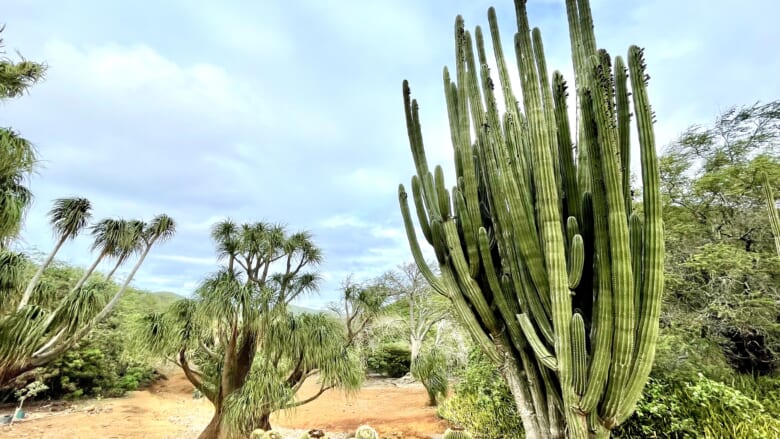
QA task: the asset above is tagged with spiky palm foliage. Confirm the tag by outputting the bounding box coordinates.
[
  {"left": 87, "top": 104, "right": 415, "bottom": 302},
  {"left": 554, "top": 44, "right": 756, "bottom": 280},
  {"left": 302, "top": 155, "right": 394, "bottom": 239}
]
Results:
[
  {"left": 136, "top": 219, "right": 361, "bottom": 439},
  {"left": 17, "top": 197, "right": 92, "bottom": 310},
  {"left": 397, "top": 0, "right": 663, "bottom": 437},
  {"left": 0, "top": 29, "right": 44, "bottom": 246},
  {"left": 0, "top": 209, "right": 174, "bottom": 387},
  {"left": 411, "top": 346, "right": 449, "bottom": 406}
]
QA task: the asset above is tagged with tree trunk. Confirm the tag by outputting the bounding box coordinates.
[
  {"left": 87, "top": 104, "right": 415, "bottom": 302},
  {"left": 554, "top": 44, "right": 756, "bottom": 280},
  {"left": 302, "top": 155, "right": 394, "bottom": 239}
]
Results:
[
  {"left": 198, "top": 408, "right": 225, "bottom": 439},
  {"left": 503, "top": 357, "right": 543, "bottom": 439},
  {"left": 105, "top": 258, "right": 122, "bottom": 282},
  {"left": 410, "top": 336, "right": 422, "bottom": 362},
  {"left": 17, "top": 236, "right": 66, "bottom": 310},
  {"left": 71, "top": 252, "right": 105, "bottom": 292}
]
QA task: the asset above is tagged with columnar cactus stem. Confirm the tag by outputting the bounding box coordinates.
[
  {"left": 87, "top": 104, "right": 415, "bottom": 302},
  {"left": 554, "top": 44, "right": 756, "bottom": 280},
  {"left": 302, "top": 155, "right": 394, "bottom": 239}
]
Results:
[{"left": 397, "top": 0, "right": 663, "bottom": 437}]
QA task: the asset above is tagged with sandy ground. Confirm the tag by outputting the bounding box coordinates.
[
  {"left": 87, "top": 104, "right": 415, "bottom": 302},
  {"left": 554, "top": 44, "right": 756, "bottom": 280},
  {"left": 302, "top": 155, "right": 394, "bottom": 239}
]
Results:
[{"left": 0, "top": 372, "right": 450, "bottom": 438}]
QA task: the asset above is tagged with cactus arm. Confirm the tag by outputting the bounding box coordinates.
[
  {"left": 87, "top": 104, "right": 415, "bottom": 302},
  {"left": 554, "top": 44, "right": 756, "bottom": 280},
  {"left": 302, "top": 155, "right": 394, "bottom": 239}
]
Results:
[
  {"left": 568, "top": 234, "right": 584, "bottom": 289},
  {"left": 518, "top": 313, "right": 558, "bottom": 370},
  {"left": 411, "top": 176, "right": 433, "bottom": 245},
  {"left": 578, "top": 91, "right": 613, "bottom": 414},
  {"left": 615, "top": 56, "right": 632, "bottom": 216},
  {"left": 441, "top": 221, "right": 499, "bottom": 333},
  {"left": 477, "top": 227, "right": 526, "bottom": 352},
  {"left": 629, "top": 213, "right": 644, "bottom": 322},
  {"left": 587, "top": 52, "right": 636, "bottom": 423},
  {"left": 617, "top": 46, "right": 665, "bottom": 423},
  {"left": 554, "top": 72, "right": 581, "bottom": 222},
  {"left": 567, "top": 216, "right": 580, "bottom": 245},
  {"left": 532, "top": 28, "right": 564, "bottom": 225},
  {"left": 571, "top": 313, "right": 587, "bottom": 396},
  {"left": 439, "top": 264, "right": 502, "bottom": 364},
  {"left": 398, "top": 184, "right": 448, "bottom": 297}
]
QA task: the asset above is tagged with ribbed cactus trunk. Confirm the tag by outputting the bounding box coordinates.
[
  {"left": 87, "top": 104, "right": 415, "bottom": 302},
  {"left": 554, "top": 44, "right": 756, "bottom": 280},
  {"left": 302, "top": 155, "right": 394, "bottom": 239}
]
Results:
[{"left": 397, "top": 0, "right": 664, "bottom": 437}]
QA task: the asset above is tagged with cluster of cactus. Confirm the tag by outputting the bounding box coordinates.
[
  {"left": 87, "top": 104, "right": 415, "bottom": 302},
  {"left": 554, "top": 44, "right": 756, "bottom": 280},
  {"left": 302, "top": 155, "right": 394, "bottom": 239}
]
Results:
[
  {"left": 354, "top": 425, "right": 379, "bottom": 439},
  {"left": 250, "top": 430, "right": 283, "bottom": 439},
  {"left": 397, "top": 0, "right": 663, "bottom": 437},
  {"left": 443, "top": 427, "right": 473, "bottom": 439}
]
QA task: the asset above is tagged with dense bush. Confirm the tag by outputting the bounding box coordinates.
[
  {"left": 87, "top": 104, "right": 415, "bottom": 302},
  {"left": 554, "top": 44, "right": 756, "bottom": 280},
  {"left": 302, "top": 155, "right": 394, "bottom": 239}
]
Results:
[
  {"left": 366, "top": 343, "right": 411, "bottom": 378},
  {"left": 615, "top": 374, "right": 780, "bottom": 438},
  {"left": 437, "top": 350, "right": 523, "bottom": 438}
]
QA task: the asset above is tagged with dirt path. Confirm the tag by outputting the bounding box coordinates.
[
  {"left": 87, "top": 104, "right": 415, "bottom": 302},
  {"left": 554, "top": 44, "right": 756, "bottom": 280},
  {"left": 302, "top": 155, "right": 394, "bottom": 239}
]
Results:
[{"left": 0, "top": 372, "right": 449, "bottom": 438}]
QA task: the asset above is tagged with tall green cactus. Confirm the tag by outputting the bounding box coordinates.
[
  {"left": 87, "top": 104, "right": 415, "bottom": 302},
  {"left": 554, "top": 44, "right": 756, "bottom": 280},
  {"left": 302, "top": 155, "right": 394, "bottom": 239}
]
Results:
[{"left": 396, "top": 0, "right": 664, "bottom": 437}]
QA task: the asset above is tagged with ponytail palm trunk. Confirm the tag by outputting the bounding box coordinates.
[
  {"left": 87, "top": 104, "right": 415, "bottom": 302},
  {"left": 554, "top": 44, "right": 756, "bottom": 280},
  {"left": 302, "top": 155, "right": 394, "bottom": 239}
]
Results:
[{"left": 397, "top": 0, "right": 664, "bottom": 437}]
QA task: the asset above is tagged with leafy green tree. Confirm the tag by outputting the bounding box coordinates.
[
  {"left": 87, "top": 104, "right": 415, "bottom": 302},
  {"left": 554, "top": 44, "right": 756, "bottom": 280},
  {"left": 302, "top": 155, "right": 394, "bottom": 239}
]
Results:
[
  {"left": 17, "top": 197, "right": 93, "bottom": 309},
  {"left": 137, "top": 220, "right": 362, "bottom": 438},
  {"left": 0, "top": 26, "right": 45, "bottom": 246},
  {"left": 660, "top": 101, "right": 780, "bottom": 376},
  {"left": 329, "top": 276, "right": 388, "bottom": 347}
]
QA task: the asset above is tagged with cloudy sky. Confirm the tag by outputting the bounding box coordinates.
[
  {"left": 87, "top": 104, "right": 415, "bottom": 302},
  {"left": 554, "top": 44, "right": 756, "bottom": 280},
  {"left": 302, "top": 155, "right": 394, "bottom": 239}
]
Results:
[{"left": 2, "top": 0, "right": 778, "bottom": 309}]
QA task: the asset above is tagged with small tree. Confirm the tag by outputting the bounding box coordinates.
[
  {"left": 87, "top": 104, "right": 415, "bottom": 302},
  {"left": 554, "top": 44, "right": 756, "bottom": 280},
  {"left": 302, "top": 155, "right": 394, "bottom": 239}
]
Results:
[
  {"left": 329, "top": 276, "right": 388, "bottom": 347},
  {"left": 137, "top": 220, "right": 362, "bottom": 438}
]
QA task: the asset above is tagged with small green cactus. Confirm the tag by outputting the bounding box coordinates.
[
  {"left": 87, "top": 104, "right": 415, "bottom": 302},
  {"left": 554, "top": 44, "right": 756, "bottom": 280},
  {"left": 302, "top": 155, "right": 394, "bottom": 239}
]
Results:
[
  {"left": 262, "top": 431, "right": 283, "bottom": 439},
  {"left": 443, "top": 427, "right": 473, "bottom": 439},
  {"left": 250, "top": 430, "right": 265, "bottom": 439},
  {"left": 355, "top": 425, "right": 379, "bottom": 439}
]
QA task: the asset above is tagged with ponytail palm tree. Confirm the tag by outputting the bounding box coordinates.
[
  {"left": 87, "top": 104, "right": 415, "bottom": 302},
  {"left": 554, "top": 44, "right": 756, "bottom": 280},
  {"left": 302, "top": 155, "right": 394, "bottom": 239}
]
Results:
[
  {"left": 0, "top": 211, "right": 175, "bottom": 387},
  {"left": 69, "top": 218, "right": 127, "bottom": 292},
  {"left": 17, "top": 197, "right": 92, "bottom": 310},
  {"left": 137, "top": 219, "right": 360, "bottom": 439},
  {"left": 0, "top": 29, "right": 45, "bottom": 247}
]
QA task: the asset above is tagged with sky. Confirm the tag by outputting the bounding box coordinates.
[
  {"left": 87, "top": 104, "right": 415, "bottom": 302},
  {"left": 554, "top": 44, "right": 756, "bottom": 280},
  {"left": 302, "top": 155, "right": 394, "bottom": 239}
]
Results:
[{"left": 2, "top": 0, "right": 779, "bottom": 309}]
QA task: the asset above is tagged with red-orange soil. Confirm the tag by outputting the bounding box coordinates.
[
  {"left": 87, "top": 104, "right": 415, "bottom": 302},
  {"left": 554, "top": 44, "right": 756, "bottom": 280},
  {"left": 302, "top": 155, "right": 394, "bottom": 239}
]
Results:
[{"left": 0, "top": 372, "right": 450, "bottom": 438}]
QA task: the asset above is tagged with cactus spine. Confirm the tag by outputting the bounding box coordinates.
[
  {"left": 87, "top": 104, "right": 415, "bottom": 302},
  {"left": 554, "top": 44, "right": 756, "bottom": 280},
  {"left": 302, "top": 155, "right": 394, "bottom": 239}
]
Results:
[
  {"left": 355, "top": 425, "right": 379, "bottom": 439},
  {"left": 397, "top": 0, "right": 664, "bottom": 437}
]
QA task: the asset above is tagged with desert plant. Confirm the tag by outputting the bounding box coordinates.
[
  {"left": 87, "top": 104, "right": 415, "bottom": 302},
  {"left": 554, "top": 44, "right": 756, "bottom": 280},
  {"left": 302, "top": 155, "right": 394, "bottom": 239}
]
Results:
[
  {"left": 136, "top": 220, "right": 362, "bottom": 438},
  {"left": 262, "top": 431, "right": 283, "bottom": 439},
  {"left": 355, "top": 425, "right": 378, "bottom": 439},
  {"left": 397, "top": 0, "right": 663, "bottom": 436},
  {"left": 411, "top": 347, "right": 448, "bottom": 405},
  {"left": 443, "top": 427, "right": 473, "bottom": 439}
]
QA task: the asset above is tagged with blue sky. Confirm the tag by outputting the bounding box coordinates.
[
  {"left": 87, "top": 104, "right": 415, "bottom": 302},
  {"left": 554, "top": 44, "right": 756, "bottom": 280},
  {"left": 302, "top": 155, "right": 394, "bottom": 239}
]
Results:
[{"left": 2, "top": 0, "right": 779, "bottom": 309}]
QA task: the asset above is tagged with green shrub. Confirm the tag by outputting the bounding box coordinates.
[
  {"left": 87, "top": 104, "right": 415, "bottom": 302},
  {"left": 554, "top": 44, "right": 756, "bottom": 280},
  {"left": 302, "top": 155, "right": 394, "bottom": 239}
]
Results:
[
  {"left": 366, "top": 343, "right": 411, "bottom": 378},
  {"left": 437, "top": 350, "right": 523, "bottom": 438},
  {"left": 616, "top": 374, "right": 780, "bottom": 438}
]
